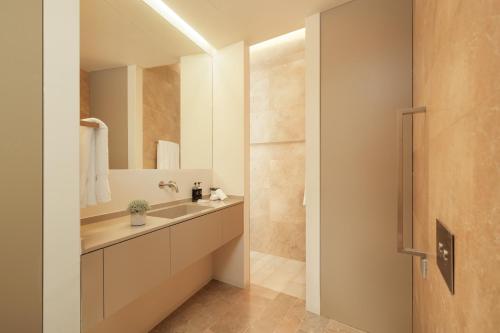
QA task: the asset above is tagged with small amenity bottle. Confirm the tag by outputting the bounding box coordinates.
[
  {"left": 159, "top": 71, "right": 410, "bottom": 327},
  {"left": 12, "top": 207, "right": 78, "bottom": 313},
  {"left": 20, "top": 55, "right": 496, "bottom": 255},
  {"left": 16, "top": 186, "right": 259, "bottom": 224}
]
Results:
[
  {"left": 192, "top": 182, "right": 203, "bottom": 202},
  {"left": 192, "top": 182, "right": 198, "bottom": 202}
]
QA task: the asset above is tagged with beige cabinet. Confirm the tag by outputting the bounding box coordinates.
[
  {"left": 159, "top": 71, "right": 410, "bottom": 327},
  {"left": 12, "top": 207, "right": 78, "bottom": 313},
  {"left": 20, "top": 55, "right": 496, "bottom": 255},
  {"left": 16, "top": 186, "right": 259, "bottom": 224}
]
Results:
[
  {"left": 103, "top": 227, "right": 171, "bottom": 317},
  {"left": 81, "top": 203, "right": 244, "bottom": 326},
  {"left": 220, "top": 204, "right": 244, "bottom": 243},
  {"left": 81, "top": 249, "right": 104, "bottom": 332},
  {"left": 170, "top": 211, "right": 222, "bottom": 274},
  {"left": 170, "top": 203, "right": 244, "bottom": 275}
]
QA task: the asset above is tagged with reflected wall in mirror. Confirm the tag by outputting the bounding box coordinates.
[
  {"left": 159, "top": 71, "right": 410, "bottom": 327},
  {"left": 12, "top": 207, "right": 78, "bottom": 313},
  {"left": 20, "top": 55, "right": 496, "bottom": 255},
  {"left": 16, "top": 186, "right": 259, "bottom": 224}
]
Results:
[{"left": 80, "top": 0, "right": 213, "bottom": 170}]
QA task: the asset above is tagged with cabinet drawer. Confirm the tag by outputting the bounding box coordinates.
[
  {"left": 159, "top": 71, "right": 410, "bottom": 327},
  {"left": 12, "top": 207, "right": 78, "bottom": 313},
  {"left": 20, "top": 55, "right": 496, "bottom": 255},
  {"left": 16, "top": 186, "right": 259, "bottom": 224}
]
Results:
[
  {"left": 220, "top": 204, "right": 244, "bottom": 244},
  {"left": 171, "top": 212, "right": 222, "bottom": 274},
  {"left": 81, "top": 250, "right": 103, "bottom": 332},
  {"left": 103, "top": 227, "right": 171, "bottom": 317}
]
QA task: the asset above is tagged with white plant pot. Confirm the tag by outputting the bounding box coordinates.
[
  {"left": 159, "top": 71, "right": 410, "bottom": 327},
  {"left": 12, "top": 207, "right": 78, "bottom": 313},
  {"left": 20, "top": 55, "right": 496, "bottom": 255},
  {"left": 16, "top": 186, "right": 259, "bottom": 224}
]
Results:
[{"left": 130, "top": 214, "right": 146, "bottom": 226}]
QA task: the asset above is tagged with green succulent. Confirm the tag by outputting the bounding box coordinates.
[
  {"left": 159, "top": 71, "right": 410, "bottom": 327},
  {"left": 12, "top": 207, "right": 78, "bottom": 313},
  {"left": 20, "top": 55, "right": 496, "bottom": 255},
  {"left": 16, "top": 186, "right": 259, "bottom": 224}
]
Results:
[{"left": 127, "top": 200, "right": 151, "bottom": 215}]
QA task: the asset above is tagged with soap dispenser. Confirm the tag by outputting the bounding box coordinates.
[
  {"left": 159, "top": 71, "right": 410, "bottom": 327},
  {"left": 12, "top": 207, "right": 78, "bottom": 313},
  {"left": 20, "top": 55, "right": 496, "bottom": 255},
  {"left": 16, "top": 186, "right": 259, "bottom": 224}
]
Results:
[
  {"left": 192, "top": 182, "right": 198, "bottom": 202},
  {"left": 192, "top": 182, "right": 203, "bottom": 202},
  {"left": 196, "top": 182, "right": 203, "bottom": 201}
]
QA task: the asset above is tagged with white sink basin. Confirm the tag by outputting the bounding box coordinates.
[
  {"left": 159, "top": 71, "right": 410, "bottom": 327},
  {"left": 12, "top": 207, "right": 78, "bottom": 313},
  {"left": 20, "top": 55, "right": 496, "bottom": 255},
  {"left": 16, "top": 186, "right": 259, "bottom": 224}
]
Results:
[{"left": 148, "top": 204, "right": 210, "bottom": 219}]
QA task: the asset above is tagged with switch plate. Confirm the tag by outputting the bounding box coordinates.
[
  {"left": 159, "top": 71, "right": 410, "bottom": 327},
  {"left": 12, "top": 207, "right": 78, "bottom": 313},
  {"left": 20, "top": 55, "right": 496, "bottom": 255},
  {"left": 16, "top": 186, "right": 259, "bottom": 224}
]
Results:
[{"left": 436, "top": 219, "right": 454, "bottom": 294}]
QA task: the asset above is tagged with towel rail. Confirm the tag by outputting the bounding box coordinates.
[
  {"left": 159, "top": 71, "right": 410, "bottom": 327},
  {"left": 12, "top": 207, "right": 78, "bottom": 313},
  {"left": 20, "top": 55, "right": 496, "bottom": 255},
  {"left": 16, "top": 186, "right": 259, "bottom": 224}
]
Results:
[{"left": 80, "top": 120, "right": 99, "bottom": 128}]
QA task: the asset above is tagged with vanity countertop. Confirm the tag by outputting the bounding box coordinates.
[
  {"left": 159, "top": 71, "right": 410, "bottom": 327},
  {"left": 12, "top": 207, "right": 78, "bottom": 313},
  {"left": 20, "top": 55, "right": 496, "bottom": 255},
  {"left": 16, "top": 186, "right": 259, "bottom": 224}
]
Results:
[{"left": 81, "top": 197, "right": 243, "bottom": 254}]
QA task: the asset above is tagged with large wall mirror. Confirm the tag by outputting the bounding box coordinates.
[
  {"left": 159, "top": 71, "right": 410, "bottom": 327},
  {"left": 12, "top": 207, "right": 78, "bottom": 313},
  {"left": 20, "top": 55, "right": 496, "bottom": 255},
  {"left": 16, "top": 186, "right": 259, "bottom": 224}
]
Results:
[{"left": 80, "top": 0, "right": 213, "bottom": 170}]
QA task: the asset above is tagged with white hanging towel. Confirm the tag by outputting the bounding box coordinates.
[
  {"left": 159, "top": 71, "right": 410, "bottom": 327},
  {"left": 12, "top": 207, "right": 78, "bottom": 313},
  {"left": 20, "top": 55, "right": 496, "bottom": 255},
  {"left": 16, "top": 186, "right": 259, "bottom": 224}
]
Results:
[
  {"left": 80, "top": 118, "right": 111, "bottom": 208},
  {"left": 157, "top": 140, "right": 179, "bottom": 170},
  {"left": 80, "top": 126, "right": 93, "bottom": 208}
]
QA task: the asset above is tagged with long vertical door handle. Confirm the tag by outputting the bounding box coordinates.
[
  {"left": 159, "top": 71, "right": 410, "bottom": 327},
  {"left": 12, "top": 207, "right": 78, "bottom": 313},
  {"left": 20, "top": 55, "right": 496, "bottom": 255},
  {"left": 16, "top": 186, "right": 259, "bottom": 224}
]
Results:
[{"left": 397, "top": 107, "right": 427, "bottom": 277}]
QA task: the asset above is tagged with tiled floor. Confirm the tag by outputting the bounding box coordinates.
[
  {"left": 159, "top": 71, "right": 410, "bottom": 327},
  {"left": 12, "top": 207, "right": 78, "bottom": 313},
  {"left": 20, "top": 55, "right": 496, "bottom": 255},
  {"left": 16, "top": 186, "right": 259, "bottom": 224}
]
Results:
[
  {"left": 250, "top": 251, "right": 306, "bottom": 300},
  {"left": 150, "top": 280, "right": 365, "bottom": 333}
]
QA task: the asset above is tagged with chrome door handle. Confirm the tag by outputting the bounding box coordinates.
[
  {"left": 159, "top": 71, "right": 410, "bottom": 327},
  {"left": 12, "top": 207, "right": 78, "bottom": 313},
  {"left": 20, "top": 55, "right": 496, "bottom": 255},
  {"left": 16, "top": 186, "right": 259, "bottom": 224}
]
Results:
[{"left": 397, "top": 106, "right": 428, "bottom": 277}]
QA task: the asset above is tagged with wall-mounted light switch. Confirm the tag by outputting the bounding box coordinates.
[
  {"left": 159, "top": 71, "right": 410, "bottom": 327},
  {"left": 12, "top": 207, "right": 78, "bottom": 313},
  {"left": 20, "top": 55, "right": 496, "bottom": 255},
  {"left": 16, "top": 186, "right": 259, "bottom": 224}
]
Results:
[{"left": 436, "top": 219, "right": 454, "bottom": 294}]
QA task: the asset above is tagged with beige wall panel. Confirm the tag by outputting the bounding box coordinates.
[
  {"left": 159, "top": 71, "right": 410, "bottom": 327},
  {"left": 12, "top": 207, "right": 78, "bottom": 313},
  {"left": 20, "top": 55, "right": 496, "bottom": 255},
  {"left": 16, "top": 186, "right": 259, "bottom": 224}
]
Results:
[
  {"left": 220, "top": 204, "right": 244, "bottom": 243},
  {"left": 320, "top": 0, "right": 413, "bottom": 332},
  {"left": 305, "top": 13, "right": 321, "bottom": 314},
  {"left": 90, "top": 67, "right": 129, "bottom": 169},
  {"left": 81, "top": 250, "right": 104, "bottom": 332},
  {"left": 0, "top": 1, "right": 43, "bottom": 331},
  {"left": 413, "top": 1, "right": 500, "bottom": 332},
  {"left": 171, "top": 212, "right": 222, "bottom": 274},
  {"left": 104, "top": 227, "right": 171, "bottom": 317},
  {"left": 88, "top": 255, "right": 213, "bottom": 333}
]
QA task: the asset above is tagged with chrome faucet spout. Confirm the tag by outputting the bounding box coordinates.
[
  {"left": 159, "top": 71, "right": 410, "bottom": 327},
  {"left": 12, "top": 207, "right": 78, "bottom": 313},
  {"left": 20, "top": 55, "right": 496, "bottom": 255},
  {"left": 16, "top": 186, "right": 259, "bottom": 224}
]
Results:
[{"left": 159, "top": 180, "right": 179, "bottom": 193}]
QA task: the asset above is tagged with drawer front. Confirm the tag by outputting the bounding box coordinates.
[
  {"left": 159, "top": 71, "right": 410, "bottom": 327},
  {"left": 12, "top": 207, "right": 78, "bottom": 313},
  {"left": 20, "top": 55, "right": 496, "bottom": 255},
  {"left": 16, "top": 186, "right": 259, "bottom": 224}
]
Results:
[
  {"left": 220, "top": 204, "right": 244, "bottom": 244},
  {"left": 103, "top": 227, "right": 171, "bottom": 317},
  {"left": 171, "top": 212, "right": 222, "bottom": 274},
  {"left": 81, "top": 250, "right": 104, "bottom": 332}
]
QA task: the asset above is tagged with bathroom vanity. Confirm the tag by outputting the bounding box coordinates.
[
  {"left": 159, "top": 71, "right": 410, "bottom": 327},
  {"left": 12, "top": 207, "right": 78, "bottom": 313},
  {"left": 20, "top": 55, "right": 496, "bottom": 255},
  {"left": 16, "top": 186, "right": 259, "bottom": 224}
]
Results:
[{"left": 80, "top": 198, "right": 243, "bottom": 332}]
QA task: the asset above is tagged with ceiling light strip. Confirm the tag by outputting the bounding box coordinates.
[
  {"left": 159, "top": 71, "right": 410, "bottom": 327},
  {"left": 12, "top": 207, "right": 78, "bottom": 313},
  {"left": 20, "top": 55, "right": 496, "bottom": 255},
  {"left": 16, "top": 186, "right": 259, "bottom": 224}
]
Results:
[
  {"left": 250, "top": 28, "right": 305, "bottom": 52},
  {"left": 142, "top": 0, "right": 216, "bottom": 55}
]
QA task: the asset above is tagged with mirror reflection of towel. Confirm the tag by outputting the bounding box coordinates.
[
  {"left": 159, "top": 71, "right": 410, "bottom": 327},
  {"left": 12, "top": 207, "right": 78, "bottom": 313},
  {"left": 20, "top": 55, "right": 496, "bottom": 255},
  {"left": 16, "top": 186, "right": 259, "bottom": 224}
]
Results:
[
  {"left": 80, "top": 118, "right": 111, "bottom": 208},
  {"left": 157, "top": 140, "right": 179, "bottom": 170}
]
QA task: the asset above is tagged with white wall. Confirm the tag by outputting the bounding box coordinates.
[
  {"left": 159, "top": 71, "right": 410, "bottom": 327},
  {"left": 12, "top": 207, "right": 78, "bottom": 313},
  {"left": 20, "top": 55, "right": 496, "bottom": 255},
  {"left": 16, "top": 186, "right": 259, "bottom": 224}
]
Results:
[
  {"left": 80, "top": 169, "right": 213, "bottom": 218},
  {"left": 127, "top": 65, "right": 144, "bottom": 169},
  {"left": 305, "top": 13, "right": 321, "bottom": 315},
  {"left": 212, "top": 41, "right": 250, "bottom": 287},
  {"left": 213, "top": 42, "right": 248, "bottom": 196},
  {"left": 43, "top": 0, "right": 81, "bottom": 331},
  {"left": 180, "top": 54, "right": 213, "bottom": 169}
]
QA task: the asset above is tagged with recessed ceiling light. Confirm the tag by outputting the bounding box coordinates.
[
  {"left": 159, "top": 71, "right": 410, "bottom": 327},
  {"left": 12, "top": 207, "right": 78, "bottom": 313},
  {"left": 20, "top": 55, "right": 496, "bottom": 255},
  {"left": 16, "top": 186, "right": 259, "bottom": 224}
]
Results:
[{"left": 143, "top": 0, "right": 217, "bottom": 55}]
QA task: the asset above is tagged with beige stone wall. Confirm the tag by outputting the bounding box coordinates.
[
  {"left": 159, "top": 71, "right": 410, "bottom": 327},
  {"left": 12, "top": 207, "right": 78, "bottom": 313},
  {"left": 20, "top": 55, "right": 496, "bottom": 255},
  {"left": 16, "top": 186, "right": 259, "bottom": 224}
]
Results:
[
  {"left": 413, "top": 1, "right": 500, "bottom": 332},
  {"left": 143, "top": 64, "right": 180, "bottom": 169},
  {"left": 250, "top": 36, "right": 306, "bottom": 261},
  {"left": 80, "top": 69, "right": 91, "bottom": 118}
]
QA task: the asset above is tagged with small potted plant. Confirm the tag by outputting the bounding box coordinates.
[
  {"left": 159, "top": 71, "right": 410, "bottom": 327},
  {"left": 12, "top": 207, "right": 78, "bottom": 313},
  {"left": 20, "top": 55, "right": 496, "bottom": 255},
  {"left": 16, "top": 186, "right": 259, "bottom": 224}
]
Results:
[{"left": 127, "top": 200, "right": 150, "bottom": 226}]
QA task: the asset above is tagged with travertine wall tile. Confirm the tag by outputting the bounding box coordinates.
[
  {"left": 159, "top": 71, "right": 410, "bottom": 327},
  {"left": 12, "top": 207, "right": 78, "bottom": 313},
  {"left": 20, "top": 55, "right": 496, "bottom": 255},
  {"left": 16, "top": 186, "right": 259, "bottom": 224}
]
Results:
[
  {"left": 250, "top": 36, "right": 306, "bottom": 262},
  {"left": 413, "top": 1, "right": 500, "bottom": 332},
  {"left": 143, "top": 64, "right": 180, "bottom": 169},
  {"left": 250, "top": 42, "right": 305, "bottom": 144},
  {"left": 80, "top": 69, "right": 91, "bottom": 119}
]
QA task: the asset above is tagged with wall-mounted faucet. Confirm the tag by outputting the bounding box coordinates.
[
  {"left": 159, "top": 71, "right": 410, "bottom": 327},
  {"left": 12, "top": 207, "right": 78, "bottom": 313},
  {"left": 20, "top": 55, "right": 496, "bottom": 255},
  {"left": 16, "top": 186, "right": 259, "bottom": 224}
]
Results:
[{"left": 159, "top": 180, "right": 179, "bottom": 193}]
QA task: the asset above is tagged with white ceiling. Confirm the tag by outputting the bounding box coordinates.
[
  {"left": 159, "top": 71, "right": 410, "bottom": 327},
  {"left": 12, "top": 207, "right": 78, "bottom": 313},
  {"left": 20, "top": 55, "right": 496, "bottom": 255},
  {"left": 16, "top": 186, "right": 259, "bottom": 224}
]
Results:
[
  {"left": 161, "top": 0, "right": 354, "bottom": 48},
  {"left": 80, "top": 0, "right": 203, "bottom": 71},
  {"left": 81, "top": 0, "right": 352, "bottom": 71}
]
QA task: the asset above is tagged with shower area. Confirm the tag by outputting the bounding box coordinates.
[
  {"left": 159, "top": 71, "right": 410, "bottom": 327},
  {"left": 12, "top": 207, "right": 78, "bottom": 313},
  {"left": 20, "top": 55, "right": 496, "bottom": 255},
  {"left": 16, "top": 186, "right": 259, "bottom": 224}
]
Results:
[{"left": 249, "top": 30, "right": 306, "bottom": 299}]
